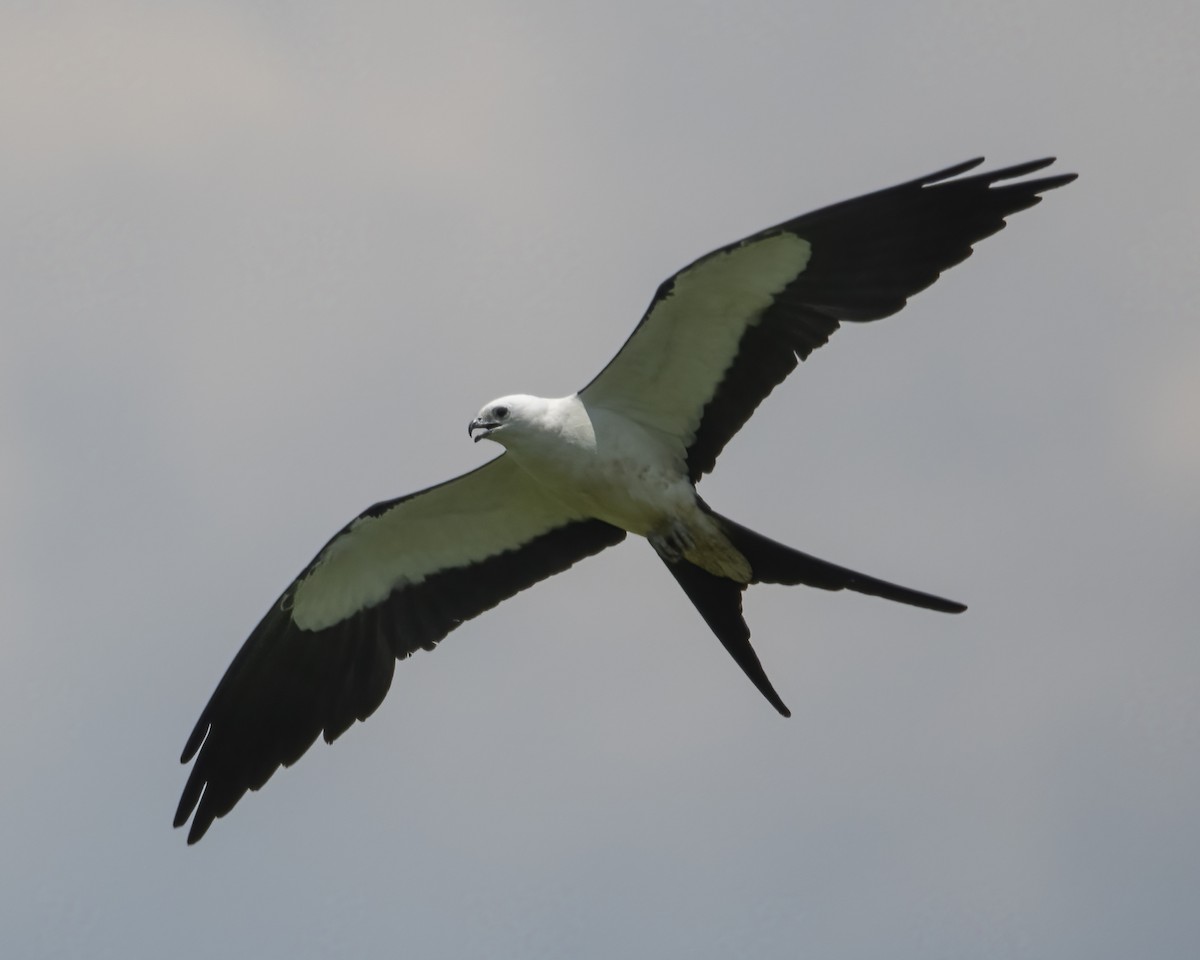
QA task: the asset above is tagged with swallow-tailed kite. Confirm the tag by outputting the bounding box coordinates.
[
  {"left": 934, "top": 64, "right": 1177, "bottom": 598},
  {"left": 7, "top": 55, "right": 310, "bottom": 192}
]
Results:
[{"left": 176, "top": 157, "right": 1075, "bottom": 842}]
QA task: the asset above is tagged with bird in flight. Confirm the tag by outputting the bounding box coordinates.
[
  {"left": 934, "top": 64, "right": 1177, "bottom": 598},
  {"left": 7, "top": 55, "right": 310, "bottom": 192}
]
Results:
[{"left": 176, "top": 157, "right": 1075, "bottom": 843}]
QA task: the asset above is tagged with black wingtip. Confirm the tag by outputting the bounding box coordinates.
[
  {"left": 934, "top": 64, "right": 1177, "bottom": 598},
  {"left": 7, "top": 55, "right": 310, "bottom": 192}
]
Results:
[
  {"left": 186, "top": 821, "right": 210, "bottom": 845},
  {"left": 980, "top": 156, "right": 1056, "bottom": 180},
  {"left": 753, "top": 669, "right": 792, "bottom": 718},
  {"left": 919, "top": 157, "right": 986, "bottom": 184},
  {"left": 918, "top": 157, "right": 1077, "bottom": 200},
  {"left": 175, "top": 794, "right": 215, "bottom": 844},
  {"left": 180, "top": 722, "right": 206, "bottom": 765}
]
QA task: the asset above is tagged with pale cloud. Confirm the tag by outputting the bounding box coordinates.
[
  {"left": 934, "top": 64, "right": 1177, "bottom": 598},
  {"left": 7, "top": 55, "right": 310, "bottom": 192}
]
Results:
[
  {"left": 1126, "top": 331, "right": 1200, "bottom": 517},
  {"left": 0, "top": 2, "right": 557, "bottom": 190},
  {"left": 0, "top": 4, "right": 291, "bottom": 177}
]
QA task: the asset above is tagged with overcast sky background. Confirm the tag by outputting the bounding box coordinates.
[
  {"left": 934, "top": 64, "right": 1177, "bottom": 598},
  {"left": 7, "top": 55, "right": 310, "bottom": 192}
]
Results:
[{"left": 3, "top": 1, "right": 1198, "bottom": 957}]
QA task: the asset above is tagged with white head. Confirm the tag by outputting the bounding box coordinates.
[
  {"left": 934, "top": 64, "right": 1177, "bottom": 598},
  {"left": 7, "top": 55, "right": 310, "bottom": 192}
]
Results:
[{"left": 467, "top": 394, "right": 549, "bottom": 448}]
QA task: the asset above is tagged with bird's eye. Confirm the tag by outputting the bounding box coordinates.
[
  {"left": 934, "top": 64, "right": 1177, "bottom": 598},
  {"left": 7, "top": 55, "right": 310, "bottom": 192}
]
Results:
[{"left": 492, "top": 405, "right": 509, "bottom": 419}]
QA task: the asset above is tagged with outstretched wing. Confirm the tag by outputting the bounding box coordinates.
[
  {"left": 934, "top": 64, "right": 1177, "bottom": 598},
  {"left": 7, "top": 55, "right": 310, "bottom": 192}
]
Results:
[
  {"left": 580, "top": 158, "right": 1076, "bottom": 480},
  {"left": 175, "top": 455, "right": 625, "bottom": 843}
]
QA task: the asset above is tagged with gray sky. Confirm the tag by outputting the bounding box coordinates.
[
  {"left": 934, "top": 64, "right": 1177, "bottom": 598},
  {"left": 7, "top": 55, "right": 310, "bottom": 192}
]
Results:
[{"left": 3, "top": 1, "right": 1197, "bottom": 957}]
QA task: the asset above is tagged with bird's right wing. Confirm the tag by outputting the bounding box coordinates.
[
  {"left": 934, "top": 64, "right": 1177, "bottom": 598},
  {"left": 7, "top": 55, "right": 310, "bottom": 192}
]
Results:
[{"left": 175, "top": 454, "right": 625, "bottom": 843}]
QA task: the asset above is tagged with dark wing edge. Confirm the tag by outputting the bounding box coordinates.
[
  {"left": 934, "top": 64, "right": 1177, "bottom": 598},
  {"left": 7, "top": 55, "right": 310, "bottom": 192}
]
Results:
[
  {"left": 175, "top": 514, "right": 625, "bottom": 843},
  {"left": 684, "top": 157, "right": 1077, "bottom": 479}
]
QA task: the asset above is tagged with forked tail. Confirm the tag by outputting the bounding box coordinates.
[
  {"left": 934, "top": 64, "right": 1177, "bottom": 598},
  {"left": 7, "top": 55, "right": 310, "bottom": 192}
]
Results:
[
  {"left": 716, "top": 514, "right": 967, "bottom": 613},
  {"left": 654, "top": 510, "right": 965, "bottom": 715}
]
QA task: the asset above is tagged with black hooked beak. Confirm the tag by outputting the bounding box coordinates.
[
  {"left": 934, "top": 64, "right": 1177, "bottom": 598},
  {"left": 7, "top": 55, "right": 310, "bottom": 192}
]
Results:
[{"left": 468, "top": 418, "right": 499, "bottom": 442}]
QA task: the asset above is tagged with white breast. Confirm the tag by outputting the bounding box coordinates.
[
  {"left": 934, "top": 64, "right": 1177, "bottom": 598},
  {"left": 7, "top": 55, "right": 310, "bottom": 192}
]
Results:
[{"left": 505, "top": 395, "right": 696, "bottom": 536}]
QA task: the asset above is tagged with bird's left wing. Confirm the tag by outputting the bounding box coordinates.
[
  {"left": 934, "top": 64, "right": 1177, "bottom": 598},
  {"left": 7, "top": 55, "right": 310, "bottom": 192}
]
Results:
[
  {"left": 175, "top": 454, "right": 625, "bottom": 843},
  {"left": 580, "top": 158, "right": 1076, "bottom": 480}
]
